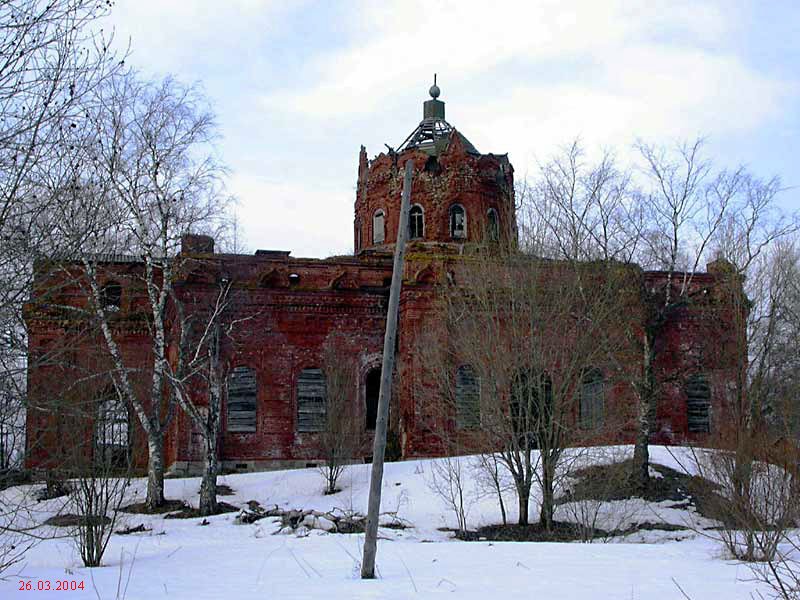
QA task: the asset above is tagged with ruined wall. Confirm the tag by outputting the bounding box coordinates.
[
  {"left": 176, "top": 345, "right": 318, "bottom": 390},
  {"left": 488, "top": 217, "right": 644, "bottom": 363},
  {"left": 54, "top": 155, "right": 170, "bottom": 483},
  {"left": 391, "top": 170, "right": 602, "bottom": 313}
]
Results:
[
  {"left": 24, "top": 262, "right": 152, "bottom": 472},
  {"left": 23, "top": 121, "right": 747, "bottom": 474},
  {"left": 166, "top": 252, "right": 393, "bottom": 472},
  {"left": 354, "top": 132, "right": 516, "bottom": 254},
  {"left": 644, "top": 267, "right": 745, "bottom": 446}
]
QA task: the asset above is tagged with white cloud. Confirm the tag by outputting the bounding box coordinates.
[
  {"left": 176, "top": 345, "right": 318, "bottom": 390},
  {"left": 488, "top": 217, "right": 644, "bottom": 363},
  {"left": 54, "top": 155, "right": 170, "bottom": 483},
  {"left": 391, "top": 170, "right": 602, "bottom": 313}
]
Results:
[
  {"left": 97, "top": 1, "right": 798, "bottom": 257},
  {"left": 460, "top": 45, "right": 791, "bottom": 169},
  {"left": 229, "top": 174, "right": 354, "bottom": 258},
  {"left": 104, "top": 0, "right": 289, "bottom": 76},
  {"left": 263, "top": 0, "right": 734, "bottom": 118}
]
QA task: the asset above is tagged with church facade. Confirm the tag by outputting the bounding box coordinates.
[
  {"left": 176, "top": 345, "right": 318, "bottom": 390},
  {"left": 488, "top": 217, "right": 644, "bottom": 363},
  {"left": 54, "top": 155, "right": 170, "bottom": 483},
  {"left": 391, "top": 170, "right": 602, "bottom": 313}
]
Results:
[{"left": 24, "top": 85, "right": 743, "bottom": 474}]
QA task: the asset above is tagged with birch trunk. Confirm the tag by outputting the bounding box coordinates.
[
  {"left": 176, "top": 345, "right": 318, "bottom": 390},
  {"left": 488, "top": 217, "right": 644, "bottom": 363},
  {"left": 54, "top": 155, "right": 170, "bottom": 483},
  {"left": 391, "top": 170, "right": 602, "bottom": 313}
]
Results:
[
  {"left": 199, "top": 434, "right": 219, "bottom": 516},
  {"left": 631, "top": 332, "right": 654, "bottom": 493},
  {"left": 146, "top": 433, "right": 165, "bottom": 510}
]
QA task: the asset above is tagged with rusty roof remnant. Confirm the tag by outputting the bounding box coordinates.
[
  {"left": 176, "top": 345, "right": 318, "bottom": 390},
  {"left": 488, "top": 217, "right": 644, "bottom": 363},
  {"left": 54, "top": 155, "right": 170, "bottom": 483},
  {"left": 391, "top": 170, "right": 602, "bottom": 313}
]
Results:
[{"left": 397, "top": 75, "right": 479, "bottom": 156}]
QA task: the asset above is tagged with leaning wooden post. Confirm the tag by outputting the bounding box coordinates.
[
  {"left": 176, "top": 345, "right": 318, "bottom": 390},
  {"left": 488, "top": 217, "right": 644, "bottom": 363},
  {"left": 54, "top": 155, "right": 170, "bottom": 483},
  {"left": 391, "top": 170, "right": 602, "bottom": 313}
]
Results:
[{"left": 361, "top": 158, "right": 413, "bottom": 579}]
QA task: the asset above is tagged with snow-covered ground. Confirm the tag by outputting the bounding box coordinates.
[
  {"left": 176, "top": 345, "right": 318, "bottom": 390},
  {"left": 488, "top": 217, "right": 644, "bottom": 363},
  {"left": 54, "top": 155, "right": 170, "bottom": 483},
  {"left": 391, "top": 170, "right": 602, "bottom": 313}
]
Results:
[{"left": 0, "top": 446, "right": 780, "bottom": 599}]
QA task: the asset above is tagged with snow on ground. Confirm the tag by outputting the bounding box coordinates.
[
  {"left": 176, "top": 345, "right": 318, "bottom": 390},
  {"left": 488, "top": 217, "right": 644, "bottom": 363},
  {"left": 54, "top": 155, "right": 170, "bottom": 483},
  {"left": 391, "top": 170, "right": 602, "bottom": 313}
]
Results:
[{"left": 0, "top": 446, "right": 777, "bottom": 599}]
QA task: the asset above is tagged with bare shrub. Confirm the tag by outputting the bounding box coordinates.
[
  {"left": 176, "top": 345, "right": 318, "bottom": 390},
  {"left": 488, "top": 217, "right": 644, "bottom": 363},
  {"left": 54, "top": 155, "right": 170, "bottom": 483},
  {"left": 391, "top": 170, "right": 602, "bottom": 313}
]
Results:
[
  {"left": 426, "top": 456, "right": 474, "bottom": 535},
  {"left": 557, "top": 450, "right": 638, "bottom": 543},
  {"left": 689, "top": 444, "right": 798, "bottom": 563},
  {"left": 67, "top": 390, "right": 132, "bottom": 567},
  {"left": 472, "top": 453, "right": 513, "bottom": 526},
  {"left": 750, "top": 532, "right": 800, "bottom": 600},
  {"left": 71, "top": 467, "right": 130, "bottom": 568},
  {"left": 317, "top": 332, "right": 364, "bottom": 495}
]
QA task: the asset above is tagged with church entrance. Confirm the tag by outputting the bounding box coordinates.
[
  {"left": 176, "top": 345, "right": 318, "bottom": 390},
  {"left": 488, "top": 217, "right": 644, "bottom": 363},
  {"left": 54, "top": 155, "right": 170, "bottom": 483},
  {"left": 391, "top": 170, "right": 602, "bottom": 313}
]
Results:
[{"left": 365, "top": 367, "right": 381, "bottom": 431}]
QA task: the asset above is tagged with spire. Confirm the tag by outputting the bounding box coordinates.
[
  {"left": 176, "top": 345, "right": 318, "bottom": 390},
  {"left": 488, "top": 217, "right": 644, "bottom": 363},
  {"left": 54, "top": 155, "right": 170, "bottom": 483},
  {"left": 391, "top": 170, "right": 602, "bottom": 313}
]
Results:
[
  {"left": 397, "top": 75, "right": 453, "bottom": 154},
  {"left": 424, "top": 74, "right": 445, "bottom": 119}
]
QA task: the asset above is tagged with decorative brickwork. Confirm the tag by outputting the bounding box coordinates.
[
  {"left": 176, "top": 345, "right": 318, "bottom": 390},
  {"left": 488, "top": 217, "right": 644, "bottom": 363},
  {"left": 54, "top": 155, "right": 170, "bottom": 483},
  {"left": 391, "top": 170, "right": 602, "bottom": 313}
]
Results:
[{"left": 23, "top": 89, "right": 744, "bottom": 474}]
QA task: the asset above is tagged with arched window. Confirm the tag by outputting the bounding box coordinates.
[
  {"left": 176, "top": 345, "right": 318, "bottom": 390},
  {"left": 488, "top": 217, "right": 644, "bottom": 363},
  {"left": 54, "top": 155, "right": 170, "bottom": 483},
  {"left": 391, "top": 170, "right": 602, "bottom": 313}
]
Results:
[
  {"left": 409, "top": 205, "right": 424, "bottom": 239},
  {"left": 372, "top": 209, "right": 385, "bottom": 244},
  {"left": 455, "top": 365, "right": 480, "bottom": 429},
  {"left": 297, "top": 368, "right": 326, "bottom": 432},
  {"left": 486, "top": 208, "right": 500, "bottom": 242},
  {"left": 100, "top": 281, "right": 122, "bottom": 311},
  {"left": 579, "top": 369, "right": 604, "bottom": 429},
  {"left": 511, "top": 369, "right": 552, "bottom": 447},
  {"left": 94, "top": 387, "right": 129, "bottom": 468},
  {"left": 365, "top": 368, "right": 381, "bottom": 431},
  {"left": 449, "top": 204, "right": 467, "bottom": 239},
  {"left": 227, "top": 367, "right": 257, "bottom": 433},
  {"left": 686, "top": 374, "right": 711, "bottom": 433},
  {"left": 355, "top": 217, "right": 362, "bottom": 251}
]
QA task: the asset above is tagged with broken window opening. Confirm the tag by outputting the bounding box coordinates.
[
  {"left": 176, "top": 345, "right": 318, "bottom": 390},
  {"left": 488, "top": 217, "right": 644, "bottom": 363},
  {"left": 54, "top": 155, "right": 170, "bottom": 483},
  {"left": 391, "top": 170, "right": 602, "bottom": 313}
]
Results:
[
  {"left": 409, "top": 205, "right": 424, "bottom": 239},
  {"left": 510, "top": 369, "right": 552, "bottom": 448},
  {"left": 94, "top": 387, "right": 130, "bottom": 469},
  {"left": 449, "top": 204, "right": 467, "bottom": 239},
  {"left": 100, "top": 281, "right": 122, "bottom": 311},
  {"left": 487, "top": 208, "right": 500, "bottom": 242},
  {"left": 297, "top": 368, "right": 326, "bottom": 432},
  {"left": 373, "top": 209, "right": 385, "bottom": 244},
  {"left": 227, "top": 366, "right": 257, "bottom": 433}
]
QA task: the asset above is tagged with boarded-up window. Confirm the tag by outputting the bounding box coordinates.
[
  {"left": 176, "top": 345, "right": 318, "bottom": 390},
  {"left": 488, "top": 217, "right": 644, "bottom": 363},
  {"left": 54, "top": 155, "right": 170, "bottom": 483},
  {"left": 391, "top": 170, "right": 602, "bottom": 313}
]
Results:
[
  {"left": 227, "top": 367, "right": 257, "bottom": 433},
  {"left": 579, "top": 369, "right": 604, "bottom": 429},
  {"left": 686, "top": 374, "right": 711, "bottom": 433},
  {"left": 297, "top": 368, "right": 326, "bottom": 432},
  {"left": 373, "top": 210, "right": 385, "bottom": 244},
  {"left": 455, "top": 365, "right": 480, "bottom": 429}
]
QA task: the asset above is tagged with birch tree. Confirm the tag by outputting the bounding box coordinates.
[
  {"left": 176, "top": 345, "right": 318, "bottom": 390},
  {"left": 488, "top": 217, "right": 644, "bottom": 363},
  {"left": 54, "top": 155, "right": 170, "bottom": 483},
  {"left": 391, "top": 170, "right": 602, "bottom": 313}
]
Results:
[
  {"left": 54, "top": 72, "right": 229, "bottom": 510},
  {"left": 516, "top": 138, "right": 794, "bottom": 494},
  {"left": 627, "top": 139, "right": 791, "bottom": 492},
  {"left": 0, "top": 0, "right": 121, "bottom": 574},
  {"left": 170, "top": 274, "right": 249, "bottom": 516}
]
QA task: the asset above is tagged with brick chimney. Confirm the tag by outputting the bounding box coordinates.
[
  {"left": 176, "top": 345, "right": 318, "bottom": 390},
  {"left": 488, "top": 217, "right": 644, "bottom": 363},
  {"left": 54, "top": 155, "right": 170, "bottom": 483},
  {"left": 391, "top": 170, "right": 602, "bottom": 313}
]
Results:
[{"left": 181, "top": 234, "right": 215, "bottom": 254}]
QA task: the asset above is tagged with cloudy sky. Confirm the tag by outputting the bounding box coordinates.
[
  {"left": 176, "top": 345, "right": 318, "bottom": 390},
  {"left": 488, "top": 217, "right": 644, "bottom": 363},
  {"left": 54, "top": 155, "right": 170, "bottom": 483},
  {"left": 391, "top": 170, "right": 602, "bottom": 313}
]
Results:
[{"left": 104, "top": 1, "right": 799, "bottom": 258}]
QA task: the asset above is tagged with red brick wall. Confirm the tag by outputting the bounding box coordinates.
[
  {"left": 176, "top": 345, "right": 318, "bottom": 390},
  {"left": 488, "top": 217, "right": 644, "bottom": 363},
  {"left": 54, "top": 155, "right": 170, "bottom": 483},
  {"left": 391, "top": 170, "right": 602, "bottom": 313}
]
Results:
[
  {"left": 24, "top": 142, "right": 746, "bottom": 474},
  {"left": 354, "top": 131, "right": 516, "bottom": 254}
]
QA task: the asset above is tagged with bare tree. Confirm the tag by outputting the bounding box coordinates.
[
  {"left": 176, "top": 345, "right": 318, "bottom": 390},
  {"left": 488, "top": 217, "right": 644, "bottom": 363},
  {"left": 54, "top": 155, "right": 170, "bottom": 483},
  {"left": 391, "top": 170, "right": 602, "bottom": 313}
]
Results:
[
  {"left": 516, "top": 138, "right": 794, "bottom": 494},
  {"left": 69, "top": 385, "right": 132, "bottom": 568},
  {"left": 0, "top": 1, "right": 122, "bottom": 571},
  {"left": 51, "top": 71, "right": 230, "bottom": 510},
  {"left": 170, "top": 277, "right": 230, "bottom": 516},
  {"left": 625, "top": 138, "right": 792, "bottom": 492},
  {"left": 316, "top": 332, "right": 363, "bottom": 495},
  {"left": 705, "top": 237, "right": 800, "bottom": 593},
  {"left": 429, "top": 250, "right": 631, "bottom": 530},
  {"left": 472, "top": 452, "right": 513, "bottom": 526},
  {"left": 519, "top": 140, "right": 640, "bottom": 262},
  {"left": 426, "top": 455, "right": 474, "bottom": 535}
]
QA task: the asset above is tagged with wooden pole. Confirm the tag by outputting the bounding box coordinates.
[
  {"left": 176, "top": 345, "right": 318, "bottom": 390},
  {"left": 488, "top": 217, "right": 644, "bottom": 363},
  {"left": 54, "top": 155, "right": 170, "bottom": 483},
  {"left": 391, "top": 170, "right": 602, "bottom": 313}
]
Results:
[{"left": 361, "top": 158, "right": 413, "bottom": 579}]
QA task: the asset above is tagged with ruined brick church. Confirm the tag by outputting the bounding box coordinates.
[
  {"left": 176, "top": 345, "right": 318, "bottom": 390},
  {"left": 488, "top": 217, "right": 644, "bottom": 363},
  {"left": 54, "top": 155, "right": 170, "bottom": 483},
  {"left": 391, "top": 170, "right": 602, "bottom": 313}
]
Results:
[{"left": 25, "top": 84, "right": 741, "bottom": 473}]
